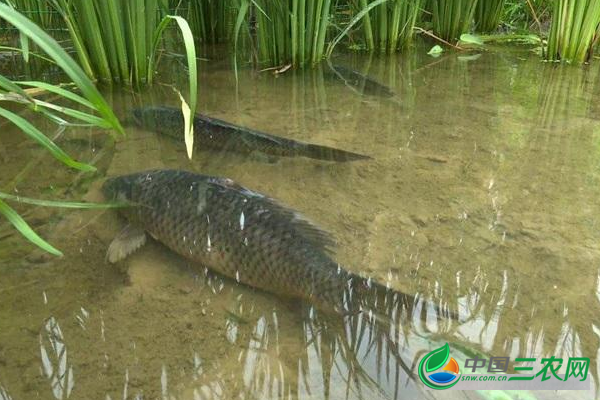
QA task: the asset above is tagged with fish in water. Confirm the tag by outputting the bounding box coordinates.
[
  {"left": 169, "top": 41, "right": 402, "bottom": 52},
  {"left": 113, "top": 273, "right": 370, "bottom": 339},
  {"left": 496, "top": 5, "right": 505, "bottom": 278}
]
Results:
[
  {"left": 326, "top": 64, "right": 396, "bottom": 98},
  {"left": 103, "top": 169, "right": 423, "bottom": 317},
  {"left": 132, "top": 106, "right": 371, "bottom": 162}
]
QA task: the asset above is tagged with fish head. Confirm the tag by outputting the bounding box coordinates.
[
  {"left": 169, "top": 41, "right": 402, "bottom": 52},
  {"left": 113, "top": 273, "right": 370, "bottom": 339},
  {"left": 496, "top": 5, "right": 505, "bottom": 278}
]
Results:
[
  {"left": 102, "top": 174, "right": 140, "bottom": 204},
  {"left": 131, "top": 106, "right": 182, "bottom": 135}
]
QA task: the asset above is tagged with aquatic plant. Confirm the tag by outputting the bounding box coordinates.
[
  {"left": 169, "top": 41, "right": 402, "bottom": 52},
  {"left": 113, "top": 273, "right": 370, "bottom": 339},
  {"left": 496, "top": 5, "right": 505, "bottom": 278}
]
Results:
[
  {"left": 546, "top": 0, "right": 600, "bottom": 64},
  {"left": 430, "top": 0, "right": 479, "bottom": 42},
  {"left": 503, "top": 0, "right": 552, "bottom": 32},
  {"left": 231, "top": 0, "right": 334, "bottom": 67},
  {"left": 350, "top": 0, "right": 423, "bottom": 52},
  {"left": 49, "top": 0, "right": 198, "bottom": 149},
  {"left": 4, "top": 0, "right": 63, "bottom": 31},
  {"left": 48, "top": 0, "right": 196, "bottom": 89},
  {"left": 184, "top": 0, "right": 233, "bottom": 44},
  {"left": 475, "top": 0, "right": 505, "bottom": 32},
  {"left": 0, "top": 4, "right": 124, "bottom": 255}
]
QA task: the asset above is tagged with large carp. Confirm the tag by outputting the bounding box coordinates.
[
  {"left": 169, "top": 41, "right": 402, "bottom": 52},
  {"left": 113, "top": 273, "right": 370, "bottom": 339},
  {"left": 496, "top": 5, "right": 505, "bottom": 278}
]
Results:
[
  {"left": 132, "top": 107, "right": 371, "bottom": 162},
  {"left": 103, "top": 169, "right": 420, "bottom": 316}
]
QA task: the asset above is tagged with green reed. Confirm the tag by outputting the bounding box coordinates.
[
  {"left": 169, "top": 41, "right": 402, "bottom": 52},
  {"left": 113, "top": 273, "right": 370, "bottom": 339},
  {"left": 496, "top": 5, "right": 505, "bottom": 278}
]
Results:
[
  {"left": 49, "top": 0, "right": 161, "bottom": 85},
  {"left": 49, "top": 0, "right": 197, "bottom": 89},
  {"left": 0, "top": 3, "right": 124, "bottom": 255},
  {"left": 6, "top": 0, "right": 63, "bottom": 30},
  {"left": 185, "top": 0, "right": 233, "bottom": 44},
  {"left": 474, "top": 0, "right": 504, "bottom": 32},
  {"left": 351, "top": 0, "right": 423, "bottom": 52},
  {"left": 546, "top": 0, "right": 600, "bottom": 63},
  {"left": 430, "top": 0, "right": 478, "bottom": 42},
  {"left": 238, "top": 0, "right": 333, "bottom": 67}
]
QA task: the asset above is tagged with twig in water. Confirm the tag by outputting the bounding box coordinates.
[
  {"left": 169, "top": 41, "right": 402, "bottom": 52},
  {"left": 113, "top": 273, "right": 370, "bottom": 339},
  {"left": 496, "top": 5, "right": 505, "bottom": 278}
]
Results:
[{"left": 414, "top": 27, "right": 463, "bottom": 50}]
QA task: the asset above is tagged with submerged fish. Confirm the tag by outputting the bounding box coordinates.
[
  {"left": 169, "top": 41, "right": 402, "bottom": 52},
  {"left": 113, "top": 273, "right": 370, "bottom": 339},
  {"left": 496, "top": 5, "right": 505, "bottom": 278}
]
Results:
[
  {"left": 132, "top": 107, "right": 371, "bottom": 162},
  {"left": 327, "top": 64, "right": 396, "bottom": 98},
  {"left": 103, "top": 169, "right": 418, "bottom": 316}
]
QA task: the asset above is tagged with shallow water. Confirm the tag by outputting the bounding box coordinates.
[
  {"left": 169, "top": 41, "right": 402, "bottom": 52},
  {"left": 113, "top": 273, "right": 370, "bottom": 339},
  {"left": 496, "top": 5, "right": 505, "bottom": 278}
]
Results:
[{"left": 1, "top": 46, "right": 600, "bottom": 400}]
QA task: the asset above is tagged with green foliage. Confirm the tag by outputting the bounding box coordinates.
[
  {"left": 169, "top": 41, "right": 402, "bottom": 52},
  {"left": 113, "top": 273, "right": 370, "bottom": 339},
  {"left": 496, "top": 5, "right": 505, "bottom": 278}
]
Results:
[
  {"left": 458, "top": 32, "right": 541, "bottom": 45},
  {"left": 430, "top": 0, "right": 479, "bottom": 42},
  {"left": 0, "top": 3, "right": 122, "bottom": 132},
  {"left": 4, "top": 0, "right": 63, "bottom": 30},
  {"left": 546, "top": 0, "right": 600, "bottom": 63},
  {"left": 475, "top": 0, "right": 504, "bottom": 32},
  {"left": 0, "top": 198, "right": 63, "bottom": 256},
  {"left": 0, "top": 192, "right": 128, "bottom": 209},
  {"left": 0, "top": 4, "right": 126, "bottom": 254},
  {"left": 48, "top": 0, "right": 197, "bottom": 91},
  {"left": 350, "top": 0, "right": 423, "bottom": 53},
  {"left": 246, "top": 0, "right": 334, "bottom": 67},
  {"left": 185, "top": 0, "right": 234, "bottom": 44},
  {"left": 46, "top": 0, "right": 197, "bottom": 145},
  {"left": 503, "top": 0, "right": 552, "bottom": 32}
]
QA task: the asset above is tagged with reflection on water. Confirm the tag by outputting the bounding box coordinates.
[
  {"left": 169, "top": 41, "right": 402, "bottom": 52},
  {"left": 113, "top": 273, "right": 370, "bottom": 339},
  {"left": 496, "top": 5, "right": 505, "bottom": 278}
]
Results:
[
  {"left": 0, "top": 46, "right": 599, "bottom": 399},
  {"left": 40, "top": 317, "right": 74, "bottom": 399}
]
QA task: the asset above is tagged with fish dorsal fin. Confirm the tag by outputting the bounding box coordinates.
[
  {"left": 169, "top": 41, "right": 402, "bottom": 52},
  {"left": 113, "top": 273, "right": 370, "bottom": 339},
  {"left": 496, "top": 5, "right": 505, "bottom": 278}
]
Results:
[
  {"left": 106, "top": 224, "right": 147, "bottom": 264},
  {"left": 285, "top": 211, "right": 337, "bottom": 253},
  {"left": 209, "top": 178, "right": 337, "bottom": 253}
]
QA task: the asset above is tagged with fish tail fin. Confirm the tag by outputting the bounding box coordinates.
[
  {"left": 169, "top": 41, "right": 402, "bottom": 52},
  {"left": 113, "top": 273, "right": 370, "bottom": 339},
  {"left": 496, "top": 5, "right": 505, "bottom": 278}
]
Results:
[
  {"left": 300, "top": 143, "right": 372, "bottom": 162},
  {"left": 351, "top": 276, "right": 459, "bottom": 323}
]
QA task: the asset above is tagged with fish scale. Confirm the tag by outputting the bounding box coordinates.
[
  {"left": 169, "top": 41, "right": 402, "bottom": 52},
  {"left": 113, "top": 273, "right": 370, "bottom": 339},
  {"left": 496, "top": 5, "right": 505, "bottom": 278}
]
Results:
[{"left": 104, "top": 169, "right": 421, "bottom": 317}]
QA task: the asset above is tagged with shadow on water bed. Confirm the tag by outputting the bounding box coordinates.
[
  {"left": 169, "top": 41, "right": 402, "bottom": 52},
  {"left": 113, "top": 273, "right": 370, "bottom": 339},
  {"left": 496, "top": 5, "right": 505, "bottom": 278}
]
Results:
[{"left": 0, "top": 48, "right": 599, "bottom": 399}]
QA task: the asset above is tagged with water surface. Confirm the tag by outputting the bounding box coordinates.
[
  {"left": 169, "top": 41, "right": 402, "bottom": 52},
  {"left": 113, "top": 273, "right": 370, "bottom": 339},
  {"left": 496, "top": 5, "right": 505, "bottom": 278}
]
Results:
[{"left": 0, "top": 46, "right": 599, "bottom": 400}]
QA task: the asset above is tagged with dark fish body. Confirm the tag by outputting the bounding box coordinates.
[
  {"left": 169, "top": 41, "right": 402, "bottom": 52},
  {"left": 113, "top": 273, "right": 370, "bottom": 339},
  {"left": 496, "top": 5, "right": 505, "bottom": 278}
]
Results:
[
  {"left": 132, "top": 107, "right": 371, "bottom": 162},
  {"left": 326, "top": 65, "right": 396, "bottom": 98},
  {"left": 103, "top": 170, "right": 412, "bottom": 314}
]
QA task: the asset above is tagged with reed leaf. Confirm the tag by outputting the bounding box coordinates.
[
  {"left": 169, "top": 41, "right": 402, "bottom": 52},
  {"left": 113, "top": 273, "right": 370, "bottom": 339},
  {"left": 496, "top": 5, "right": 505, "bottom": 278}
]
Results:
[
  {"left": 233, "top": 0, "right": 250, "bottom": 77},
  {"left": 0, "top": 198, "right": 62, "bottom": 256},
  {"left": 18, "top": 81, "right": 95, "bottom": 109},
  {"left": 546, "top": 0, "right": 600, "bottom": 63},
  {"left": 0, "top": 2, "right": 123, "bottom": 134},
  {"left": 0, "top": 192, "right": 128, "bottom": 209},
  {"left": 0, "top": 107, "right": 96, "bottom": 171},
  {"left": 474, "top": 0, "right": 505, "bottom": 32},
  {"left": 148, "top": 15, "right": 198, "bottom": 153},
  {"left": 327, "top": 0, "right": 390, "bottom": 58},
  {"left": 431, "top": 0, "right": 479, "bottom": 42}
]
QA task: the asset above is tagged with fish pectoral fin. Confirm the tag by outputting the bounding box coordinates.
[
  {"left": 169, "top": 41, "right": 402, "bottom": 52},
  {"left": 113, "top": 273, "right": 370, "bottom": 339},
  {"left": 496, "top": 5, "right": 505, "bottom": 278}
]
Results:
[{"left": 106, "top": 224, "right": 147, "bottom": 264}]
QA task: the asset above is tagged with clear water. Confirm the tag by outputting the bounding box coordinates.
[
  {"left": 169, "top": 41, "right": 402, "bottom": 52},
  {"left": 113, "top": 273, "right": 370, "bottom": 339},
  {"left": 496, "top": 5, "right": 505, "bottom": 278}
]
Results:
[{"left": 1, "top": 46, "right": 599, "bottom": 400}]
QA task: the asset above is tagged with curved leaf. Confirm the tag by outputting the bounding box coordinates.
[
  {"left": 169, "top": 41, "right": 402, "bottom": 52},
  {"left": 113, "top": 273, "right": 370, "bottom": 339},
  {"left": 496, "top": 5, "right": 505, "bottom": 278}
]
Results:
[
  {"left": 0, "top": 3, "right": 123, "bottom": 134},
  {"left": 18, "top": 81, "right": 95, "bottom": 109},
  {"left": 0, "top": 107, "right": 96, "bottom": 172},
  {"left": 0, "top": 198, "right": 62, "bottom": 256},
  {"left": 148, "top": 15, "right": 197, "bottom": 156},
  {"left": 426, "top": 343, "right": 450, "bottom": 373},
  {"left": 0, "top": 191, "right": 127, "bottom": 209}
]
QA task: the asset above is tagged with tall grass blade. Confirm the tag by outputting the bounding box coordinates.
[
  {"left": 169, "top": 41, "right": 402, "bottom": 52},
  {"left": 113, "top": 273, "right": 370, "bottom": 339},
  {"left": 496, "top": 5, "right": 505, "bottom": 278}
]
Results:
[
  {"left": 0, "top": 198, "right": 63, "bottom": 256},
  {"left": 326, "top": 0, "right": 390, "bottom": 58},
  {"left": 546, "top": 0, "right": 600, "bottom": 63},
  {"left": 148, "top": 15, "right": 198, "bottom": 152},
  {"left": 0, "top": 107, "right": 96, "bottom": 172},
  {"left": 431, "top": 0, "right": 478, "bottom": 42},
  {"left": 474, "top": 0, "right": 505, "bottom": 32},
  {"left": 17, "top": 81, "right": 95, "bottom": 109},
  {"left": 0, "top": 3, "right": 123, "bottom": 134},
  {"left": 233, "top": 0, "right": 251, "bottom": 78},
  {"left": 0, "top": 192, "right": 127, "bottom": 209}
]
